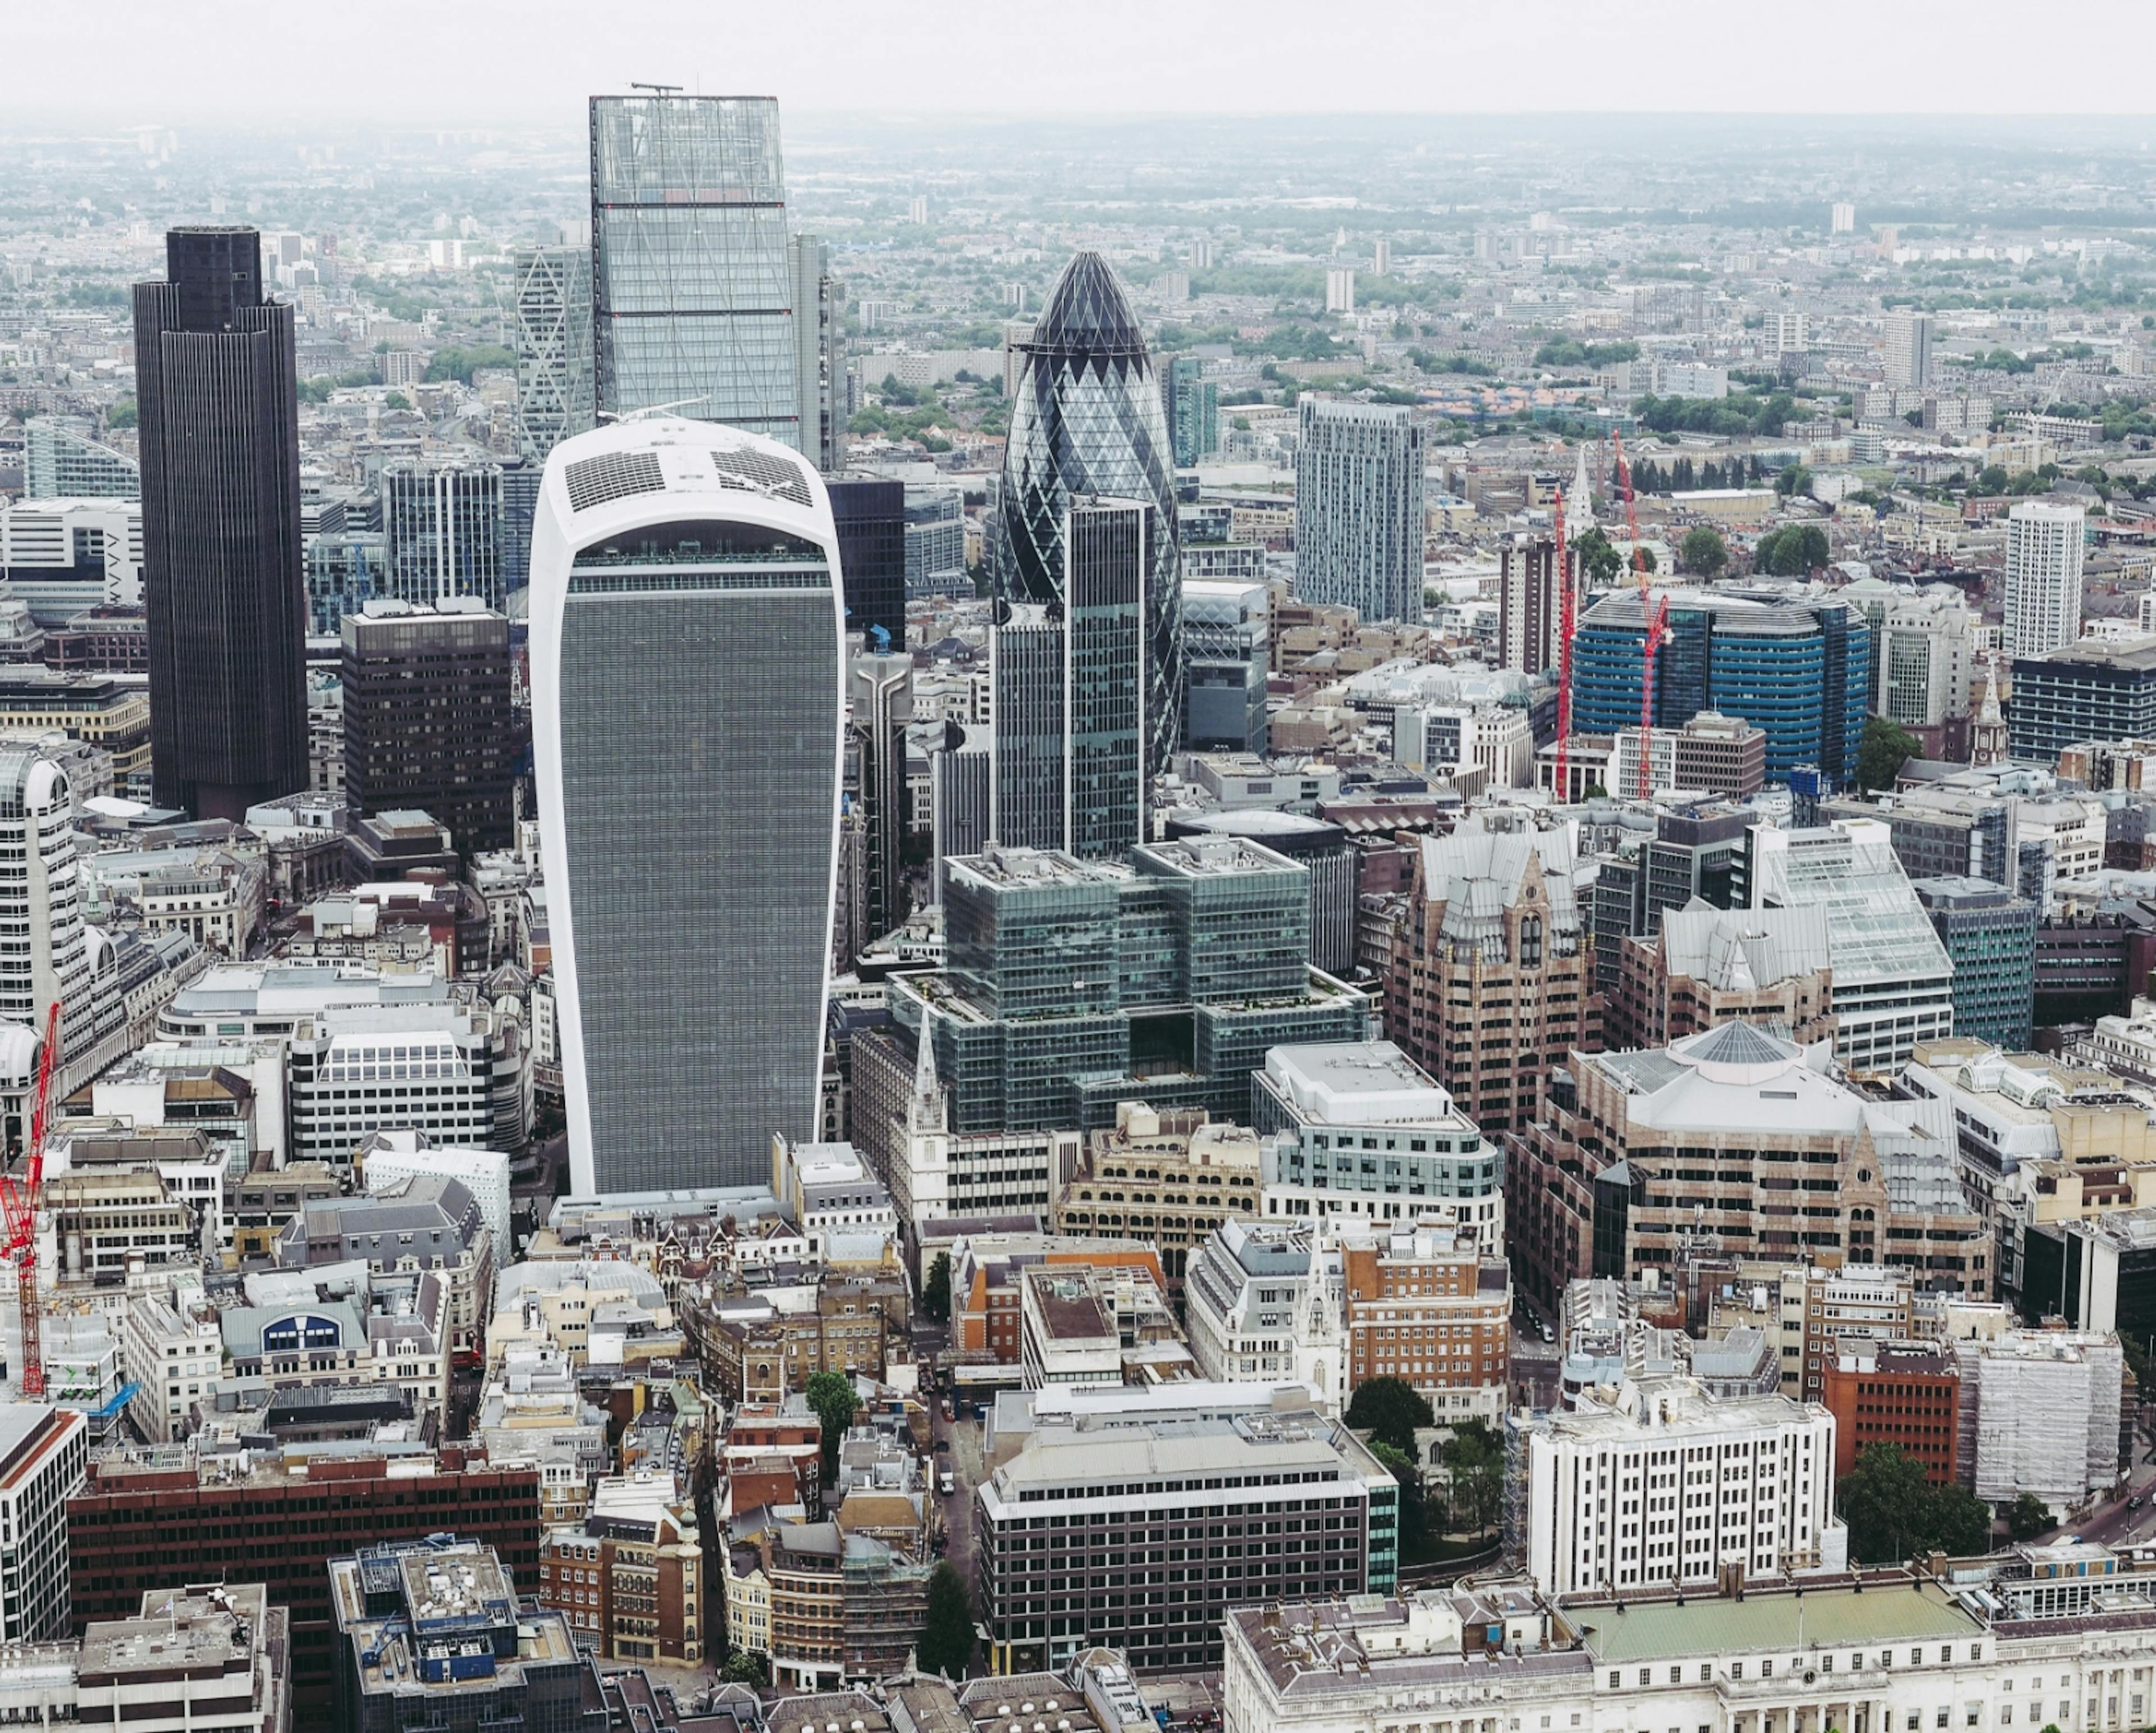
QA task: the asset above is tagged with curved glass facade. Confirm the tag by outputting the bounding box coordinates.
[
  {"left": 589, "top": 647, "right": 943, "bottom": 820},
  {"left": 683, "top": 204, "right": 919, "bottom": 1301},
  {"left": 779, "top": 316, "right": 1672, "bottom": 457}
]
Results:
[
  {"left": 1572, "top": 588, "right": 1870, "bottom": 784},
  {"left": 998, "top": 253, "right": 1182, "bottom": 772}
]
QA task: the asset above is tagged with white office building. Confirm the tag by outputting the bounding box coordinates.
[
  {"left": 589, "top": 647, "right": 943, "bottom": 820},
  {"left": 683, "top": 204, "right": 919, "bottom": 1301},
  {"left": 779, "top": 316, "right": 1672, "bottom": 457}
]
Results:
[
  {"left": 1519, "top": 1373, "right": 1843, "bottom": 1598},
  {"left": 2004, "top": 502, "right": 2086, "bottom": 661},
  {"left": 1183, "top": 1219, "right": 1347, "bottom": 1409},
  {"left": 362, "top": 1132, "right": 512, "bottom": 1253},
  {"left": 0, "top": 1406, "right": 86, "bottom": 1641}
]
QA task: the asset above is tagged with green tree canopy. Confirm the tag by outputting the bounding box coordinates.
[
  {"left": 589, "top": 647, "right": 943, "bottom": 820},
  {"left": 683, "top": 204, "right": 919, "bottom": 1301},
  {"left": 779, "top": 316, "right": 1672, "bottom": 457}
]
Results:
[
  {"left": 917, "top": 1560, "right": 975, "bottom": 1678},
  {"left": 803, "top": 1370, "right": 859, "bottom": 1479},
  {"left": 1440, "top": 1419, "right": 1505, "bottom": 1538},
  {"left": 1857, "top": 716, "right": 1923, "bottom": 793},
  {"left": 1775, "top": 465, "right": 1814, "bottom": 497},
  {"left": 921, "top": 1251, "right": 952, "bottom": 1324},
  {"left": 1574, "top": 525, "right": 1624, "bottom": 588},
  {"left": 721, "top": 1650, "right": 770, "bottom": 1685},
  {"left": 1679, "top": 526, "right": 1729, "bottom": 577},
  {"left": 1837, "top": 1443, "right": 1993, "bottom": 1565},
  {"left": 1345, "top": 1377, "right": 1433, "bottom": 1456},
  {"left": 2007, "top": 1493, "right": 2055, "bottom": 1542},
  {"left": 106, "top": 399, "right": 137, "bottom": 431},
  {"left": 422, "top": 343, "right": 515, "bottom": 385},
  {"left": 1755, "top": 523, "right": 1830, "bottom": 577}
]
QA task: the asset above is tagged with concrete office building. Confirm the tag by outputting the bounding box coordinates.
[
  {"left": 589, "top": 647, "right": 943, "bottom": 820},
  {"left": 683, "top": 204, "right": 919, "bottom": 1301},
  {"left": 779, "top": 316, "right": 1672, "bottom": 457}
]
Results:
[
  {"left": 531, "top": 418, "right": 844, "bottom": 1194},
  {"left": 1520, "top": 1374, "right": 1842, "bottom": 1595},
  {"left": 2004, "top": 502, "right": 2088, "bottom": 661},
  {"left": 1497, "top": 535, "right": 1567, "bottom": 675},
  {"left": 1950, "top": 1328, "right": 2123, "bottom": 1512},
  {"left": 2011, "top": 637, "right": 2156, "bottom": 764},
  {"left": 1295, "top": 399, "right": 1425, "bottom": 625},
  {"left": 340, "top": 601, "right": 517, "bottom": 855},
  {"left": 329, "top": 1539, "right": 598, "bottom": 1733},
  {"left": 975, "top": 1395, "right": 1397, "bottom": 1674},
  {"left": 851, "top": 651, "right": 913, "bottom": 946},
  {"left": 1913, "top": 876, "right": 2038, "bottom": 1051},
  {"left": 511, "top": 244, "right": 596, "bottom": 465},
  {"left": 1506, "top": 1021, "right": 1989, "bottom": 1311},
  {"left": 134, "top": 227, "right": 309, "bottom": 818},
  {"left": 381, "top": 460, "right": 503, "bottom": 610},
  {"left": 991, "top": 498, "right": 1152, "bottom": 860},
  {"left": 1251, "top": 1040, "right": 1502, "bottom": 1246},
  {"left": 0, "top": 497, "right": 143, "bottom": 621},
  {"left": 0, "top": 1407, "right": 85, "bottom": 1642},
  {"left": 997, "top": 253, "right": 1182, "bottom": 775}
]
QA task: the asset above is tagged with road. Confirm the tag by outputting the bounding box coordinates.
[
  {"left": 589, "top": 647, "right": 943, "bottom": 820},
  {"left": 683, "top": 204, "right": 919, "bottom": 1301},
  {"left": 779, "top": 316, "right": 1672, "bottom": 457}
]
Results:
[
  {"left": 2067, "top": 1447, "right": 2156, "bottom": 1548},
  {"left": 932, "top": 1384, "right": 988, "bottom": 1600}
]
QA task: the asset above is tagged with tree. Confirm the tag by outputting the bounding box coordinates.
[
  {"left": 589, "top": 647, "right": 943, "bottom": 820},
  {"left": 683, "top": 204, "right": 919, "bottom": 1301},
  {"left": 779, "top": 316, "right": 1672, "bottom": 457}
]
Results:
[
  {"left": 2007, "top": 1493, "right": 2056, "bottom": 1543},
  {"left": 1440, "top": 1419, "right": 1505, "bottom": 1538},
  {"left": 917, "top": 1560, "right": 975, "bottom": 1678},
  {"left": 1857, "top": 716, "right": 1923, "bottom": 793},
  {"left": 1776, "top": 465, "right": 1815, "bottom": 497},
  {"left": 106, "top": 398, "right": 136, "bottom": 431},
  {"left": 1837, "top": 1443, "right": 1994, "bottom": 1565},
  {"left": 1755, "top": 523, "right": 1829, "bottom": 576},
  {"left": 721, "top": 1650, "right": 770, "bottom": 1685},
  {"left": 384, "top": 391, "right": 413, "bottom": 412},
  {"left": 1345, "top": 1376, "right": 1433, "bottom": 1457},
  {"left": 1679, "top": 526, "right": 1728, "bottom": 577},
  {"left": 803, "top": 1370, "right": 859, "bottom": 1479},
  {"left": 921, "top": 1252, "right": 952, "bottom": 1324},
  {"left": 1574, "top": 525, "right": 1624, "bottom": 588},
  {"left": 1632, "top": 544, "right": 1658, "bottom": 574},
  {"left": 1371, "top": 1440, "right": 1429, "bottom": 1557}
]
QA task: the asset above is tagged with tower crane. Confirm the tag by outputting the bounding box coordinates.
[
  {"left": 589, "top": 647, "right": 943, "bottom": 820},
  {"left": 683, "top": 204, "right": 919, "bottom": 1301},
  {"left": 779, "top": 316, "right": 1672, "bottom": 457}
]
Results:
[
  {"left": 1554, "top": 490, "right": 1575, "bottom": 798},
  {"left": 0, "top": 1003, "right": 60, "bottom": 1400}
]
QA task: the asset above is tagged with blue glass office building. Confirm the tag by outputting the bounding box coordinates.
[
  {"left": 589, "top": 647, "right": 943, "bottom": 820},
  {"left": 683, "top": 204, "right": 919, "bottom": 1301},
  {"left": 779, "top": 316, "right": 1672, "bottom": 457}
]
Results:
[{"left": 1572, "top": 588, "right": 1870, "bottom": 785}]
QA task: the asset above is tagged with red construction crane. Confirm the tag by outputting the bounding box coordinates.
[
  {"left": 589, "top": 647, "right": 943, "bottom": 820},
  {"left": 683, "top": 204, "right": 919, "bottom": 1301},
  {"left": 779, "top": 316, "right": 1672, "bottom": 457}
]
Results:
[
  {"left": 1554, "top": 489, "right": 1575, "bottom": 798},
  {"left": 0, "top": 1003, "right": 60, "bottom": 1400},
  {"left": 1611, "top": 428, "right": 1663, "bottom": 799}
]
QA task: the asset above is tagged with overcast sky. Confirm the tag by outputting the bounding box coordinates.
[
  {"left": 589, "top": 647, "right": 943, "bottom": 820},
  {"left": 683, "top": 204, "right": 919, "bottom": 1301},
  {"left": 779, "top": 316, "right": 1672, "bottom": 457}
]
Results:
[{"left": 12, "top": 0, "right": 2156, "bottom": 127}]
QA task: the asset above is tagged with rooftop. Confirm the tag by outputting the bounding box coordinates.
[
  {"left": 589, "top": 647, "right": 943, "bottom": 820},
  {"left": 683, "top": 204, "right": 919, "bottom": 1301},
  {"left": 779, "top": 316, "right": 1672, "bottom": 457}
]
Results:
[{"left": 1575, "top": 1580, "right": 1981, "bottom": 1664}]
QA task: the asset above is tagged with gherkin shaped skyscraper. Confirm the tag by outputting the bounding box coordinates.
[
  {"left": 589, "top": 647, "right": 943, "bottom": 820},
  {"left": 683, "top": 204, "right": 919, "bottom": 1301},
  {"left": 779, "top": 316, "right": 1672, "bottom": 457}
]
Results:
[{"left": 997, "top": 252, "right": 1181, "bottom": 772}]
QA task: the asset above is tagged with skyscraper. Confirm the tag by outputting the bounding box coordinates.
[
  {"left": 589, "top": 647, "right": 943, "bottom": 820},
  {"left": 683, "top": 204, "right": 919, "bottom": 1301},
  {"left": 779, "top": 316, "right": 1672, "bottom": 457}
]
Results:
[
  {"left": 381, "top": 460, "right": 503, "bottom": 609},
  {"left": 1295, "top": 398, "right": 1426, "bottom": 625},
  {"left": 530, "top": 417, "right": 843, "bottom": 1195},
  {"left": 991, "top": 499, "right": 1150, "bottom": 861},
  {"left": 341, "top": 600, "right": 518, "bottom": 856},
  {"left": 997, "top": 252, "right": 1181, "bottom": 774},
  {"left": 1885, "top": 310, "right": 1934, "bottom": 388},
  {"left": 850, "top": 650, "right": 912, "bottom": 946},
  {"left": 1162, "top": 354, "right": 1218, "bottom": 466},
  {"left": 1497, "top": 534, "right": 1566, "bottom": 674},
  {"left": 2004, "top": 500, "right": 2086, "bottom": 660},
  {"left": 826, "top": 478, "right": 905, "bottom": 647},
  {"left": 511, "top": 244, "right": 595, "bottom": 465},
  {"left": 789, "top": 233, "right": 845, "bottom": 473},
  {"left": 133, "top": 227, "right": 309, "bottom": 819},
  {"left": 590, "top": 94, "right": 800, "bottom": 448}
]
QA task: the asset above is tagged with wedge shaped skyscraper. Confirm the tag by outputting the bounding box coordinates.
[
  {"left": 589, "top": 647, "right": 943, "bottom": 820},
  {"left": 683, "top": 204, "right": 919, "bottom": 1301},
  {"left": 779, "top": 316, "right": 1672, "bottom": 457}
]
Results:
[{"left": 530, "top": 418, "right": 844, "bottom": 1195}]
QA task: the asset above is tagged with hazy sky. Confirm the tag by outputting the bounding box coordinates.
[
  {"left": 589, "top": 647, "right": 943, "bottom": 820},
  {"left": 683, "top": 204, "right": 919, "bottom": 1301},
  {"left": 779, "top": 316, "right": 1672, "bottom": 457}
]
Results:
[{"left": 13, "top": 0, "right": 2156, "bottom": 125}]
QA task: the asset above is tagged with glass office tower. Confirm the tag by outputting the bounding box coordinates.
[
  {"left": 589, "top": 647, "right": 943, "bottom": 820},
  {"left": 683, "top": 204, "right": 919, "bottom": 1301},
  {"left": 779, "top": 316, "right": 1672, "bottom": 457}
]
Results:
[
  {"left": 381, "top": 460, "right": 503, "bottom": 609},
  {"left": 512, "top": 244, "right": 595, "bottom": 465},
  {"left": 998, "top": 252, "right": 1181, "bottom": 773},
  {"left": 590, "top": 94, "right": 801, "bottom": 449},
  {"left": 530, "top": 418, "right": 843, "bottom": 1194}
]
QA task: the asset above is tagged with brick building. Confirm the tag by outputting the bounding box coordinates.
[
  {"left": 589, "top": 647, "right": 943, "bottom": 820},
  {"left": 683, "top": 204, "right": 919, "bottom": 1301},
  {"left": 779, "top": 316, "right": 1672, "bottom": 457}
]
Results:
[
  {"left": 1607, "top": 903, "right": 1835, "bottom": 1053},
  {"left": 1339, "top": 1222, "right": 1511, "bottom": 1424},
  {"left": 1384, "top": 822, "right": 1598, "bottom": 1138},
  {"left": 536, "top": 1471, "right": 703, "bottom": 1664},
  {"left": 1820, "top": 1338, "right": 1961, "bottom": 1484},
  {"left": 67, "top": 1447, "right": 541, "bottom": 1717}
]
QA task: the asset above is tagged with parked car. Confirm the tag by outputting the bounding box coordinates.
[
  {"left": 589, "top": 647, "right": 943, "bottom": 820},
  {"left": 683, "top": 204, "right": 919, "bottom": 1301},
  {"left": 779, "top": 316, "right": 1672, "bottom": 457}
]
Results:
[{"left": 939, "top": 1469, "right": 957, "bottom": 1495}]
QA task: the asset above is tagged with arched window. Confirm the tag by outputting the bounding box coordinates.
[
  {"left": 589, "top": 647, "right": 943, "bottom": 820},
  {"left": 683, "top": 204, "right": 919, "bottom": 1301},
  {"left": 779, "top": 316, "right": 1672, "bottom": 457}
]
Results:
[{"left": 1519, "top": 914, "right": 1544, "bottom": 968}]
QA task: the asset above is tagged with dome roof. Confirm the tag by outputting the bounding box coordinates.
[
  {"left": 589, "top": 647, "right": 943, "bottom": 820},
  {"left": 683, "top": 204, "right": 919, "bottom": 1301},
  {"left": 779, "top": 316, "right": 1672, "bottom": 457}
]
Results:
[{"left": 1028, "top": 252, "right": 1146, "bottom": 363}]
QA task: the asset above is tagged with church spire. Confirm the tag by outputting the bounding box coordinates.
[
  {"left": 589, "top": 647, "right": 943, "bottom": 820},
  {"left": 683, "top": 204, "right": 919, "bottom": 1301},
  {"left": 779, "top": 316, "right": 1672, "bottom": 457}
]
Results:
[{"left": 1566, "top": 442, "right": 1594, "bottom": 539}]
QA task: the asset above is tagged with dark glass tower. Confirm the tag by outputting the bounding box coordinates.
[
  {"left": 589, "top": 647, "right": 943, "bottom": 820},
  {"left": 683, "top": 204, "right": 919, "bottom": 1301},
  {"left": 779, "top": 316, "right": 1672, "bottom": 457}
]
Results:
[
  {"left": 997, "top": 253, "right": 1181, "bottom": 773},
  {"left": 828, "top": 477, "right": 906, "bottom": 647},
  {"left": 134, "top": 227, "right": 309, "bottom": 819}
]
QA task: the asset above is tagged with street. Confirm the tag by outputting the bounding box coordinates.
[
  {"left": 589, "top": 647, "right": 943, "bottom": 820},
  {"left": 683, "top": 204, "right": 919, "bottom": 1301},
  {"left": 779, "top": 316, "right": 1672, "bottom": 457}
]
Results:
[{"left": 2064, "top": 1448, "right": 2156, "bottom": 1548}]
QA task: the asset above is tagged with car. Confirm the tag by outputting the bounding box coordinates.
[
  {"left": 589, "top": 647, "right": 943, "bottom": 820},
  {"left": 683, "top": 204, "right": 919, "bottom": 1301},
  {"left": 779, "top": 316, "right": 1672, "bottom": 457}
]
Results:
[
  {"left": 939, "top": 1470, "right": 957, "bottom": 1495},
  {"left": 935, "top": 1439, "right": 951, "bottom": 1455},
  {"left": 1539, "top": 1322, "right": 1555, "bottom": 1344},
  {"left": 2132, "top": 1494, "right": 2146, "bottom": 1511}
]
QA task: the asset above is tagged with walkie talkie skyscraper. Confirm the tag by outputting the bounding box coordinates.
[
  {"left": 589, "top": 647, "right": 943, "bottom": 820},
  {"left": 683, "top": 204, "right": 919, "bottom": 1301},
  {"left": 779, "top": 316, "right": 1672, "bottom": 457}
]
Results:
[{"left": 529, "top": 417, "right": 844, "bottom": 1195}]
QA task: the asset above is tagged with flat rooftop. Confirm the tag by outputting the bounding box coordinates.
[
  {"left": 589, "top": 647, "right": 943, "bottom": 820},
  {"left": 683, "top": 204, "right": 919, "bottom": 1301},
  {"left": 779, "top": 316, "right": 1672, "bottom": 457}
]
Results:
[{"left": 1576, "top": 1580, "right": 1981, "bottom": 1664}]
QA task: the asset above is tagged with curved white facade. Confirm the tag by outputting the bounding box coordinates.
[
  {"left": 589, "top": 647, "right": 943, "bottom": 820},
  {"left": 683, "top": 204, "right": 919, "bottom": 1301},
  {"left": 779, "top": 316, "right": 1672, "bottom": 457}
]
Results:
[{"left": 531, "top": 418, "right": 844, "bottom": 1196}]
